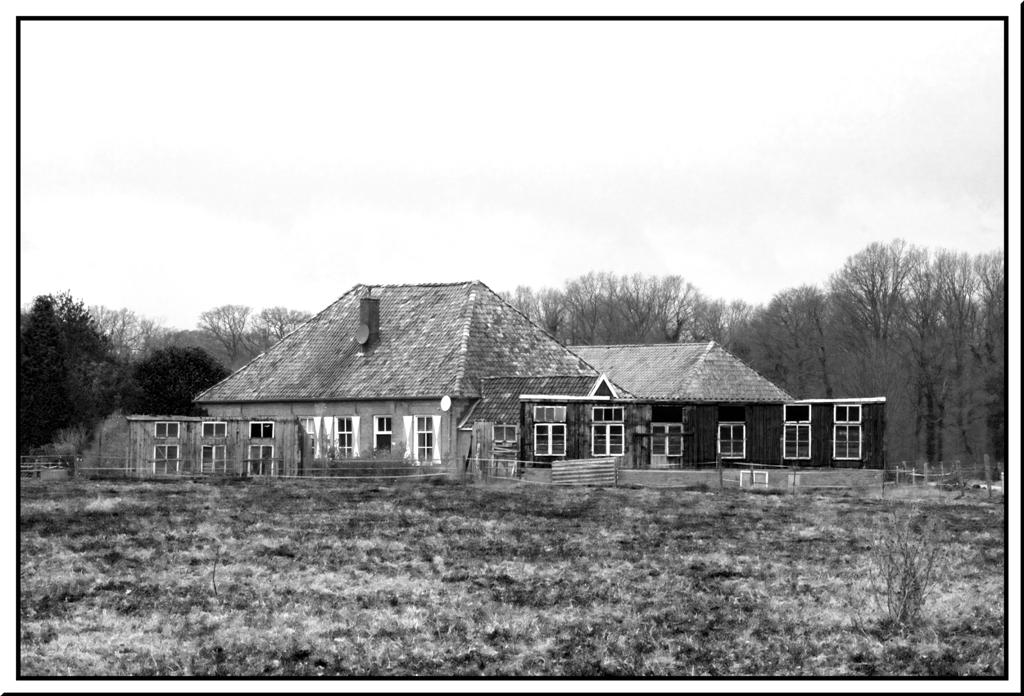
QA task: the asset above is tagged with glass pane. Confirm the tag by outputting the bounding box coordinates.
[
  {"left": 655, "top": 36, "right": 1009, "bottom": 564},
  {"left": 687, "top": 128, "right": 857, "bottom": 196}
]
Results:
[
  {"left": 652, "top": 435, "right": 665, "bottom": 455},
  {"left": 786, "top": 405, "right": 810, "bottom": 422},
  {"left": 536, "top": 426, "right": 549, "bottom": 453},
  {"left": 594, "top": 426, "right": 607, "bottom": 454},
  {"left": 552, "top": 425, "right": 566, "bottom": 454},
  {"left": 610, "top": 425, "right": 623, "bottom": 454},
  {"left": 668, "top": 434, "right": 682, "bottom": 456}
]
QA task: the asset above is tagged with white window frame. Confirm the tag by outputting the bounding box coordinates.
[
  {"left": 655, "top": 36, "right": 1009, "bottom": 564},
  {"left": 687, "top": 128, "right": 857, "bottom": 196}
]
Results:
[
  {"left": 591, "top": 406, "right": 624, "bottom": 422},
  {"left": 832, "top": 403, "right": 862, "bottom": 461},
  {"left": 783, "top": 404, "right": 812, "bottom": 423},
  {"left": 247, "top": 444, "right": 275, "bottom": 475},
  {"left": 533, "top": 405, "right": 566, "bottom": 423},
  {"left": 591, "top": 423, "right": 625, "bottom": 457},
  {"left": 717, "top": 422, "right": 746, "bottom": 459},
  {"left": 153, "top": 444, "right": 179, "bottom": 474},
  {"left": 249, "top": 421, "right": 274, "bottom": 439},
  {"left": 201, "top": 444, "right": 227, "bottom": 473},
  {"left": 783, "top": 423, "right": 812, "bottom": 460},
  {"left": 415, "top": 416, "right": 434, "bottom": 462},
  {"left": 534, "top": 423, "right": 566, "bottom": 456},
  {"left": 154, "top": 421, "right": 179, "bottom": 438},
  {"left": 374, "top": 415, "right": 393, "bottom": 452},
  {"left": 153, "top": 444, "right": 179, "bottom": 461},
  {"left": 651, "top": 423, "right": 683, "bottom": 456},
  {"left": 336, "top": 417, "right": 354, "bottom": 457},
  {"left": 493, "top": 424, "right": 518, "bottom": 444},
  {"left": 833, "top": 424, "right": 863, "bottom": 460},
  {"left": 202, "top": 421, "right": 227, "bottom": 438},
  {"left": 834, "top": 404, "right": 862, "bottom": 424}
]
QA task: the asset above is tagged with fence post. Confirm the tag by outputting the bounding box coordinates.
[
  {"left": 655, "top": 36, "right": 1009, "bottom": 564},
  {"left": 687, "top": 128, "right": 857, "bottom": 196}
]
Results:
[
  {"left": 717, "top": 453, "right": 723, "bottom": 490},
  {"left": 896, "top": 461, "right": 903, "bottom": 487},
  {"left": 984, "top": 454, "right": 991, "bottom": 499},
  {"left": 923, "top": 460, "right": 929, "bottom": 487}
]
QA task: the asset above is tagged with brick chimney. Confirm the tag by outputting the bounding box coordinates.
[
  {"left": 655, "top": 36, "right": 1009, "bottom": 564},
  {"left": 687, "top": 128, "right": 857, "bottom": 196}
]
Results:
[{"left": 359, "top": 294, "right": 380, "bottom": 348}]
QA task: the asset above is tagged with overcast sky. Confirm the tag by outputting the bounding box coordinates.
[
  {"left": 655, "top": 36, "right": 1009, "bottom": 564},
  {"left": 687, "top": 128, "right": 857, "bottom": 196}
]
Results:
[{"left": 19, "top": 19, "right": 1004, "bottom": 329}]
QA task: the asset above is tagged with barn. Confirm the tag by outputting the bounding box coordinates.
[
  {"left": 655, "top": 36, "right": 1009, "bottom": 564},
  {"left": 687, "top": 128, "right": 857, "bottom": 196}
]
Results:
[
  {"left": 567, "top": 343, "right": 886, "bottom": 469},
  {"left": 122, "top": 281, "right": 885, "bottom": 476}
]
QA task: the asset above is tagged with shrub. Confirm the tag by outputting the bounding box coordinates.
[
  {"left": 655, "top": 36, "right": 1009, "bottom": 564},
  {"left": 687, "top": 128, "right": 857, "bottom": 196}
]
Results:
[
  {"left": 52, "top": 426, "right": 90, "bottom": 455},
  {"left": 866, "top": 504, "right": 946, "bottom": 634}
]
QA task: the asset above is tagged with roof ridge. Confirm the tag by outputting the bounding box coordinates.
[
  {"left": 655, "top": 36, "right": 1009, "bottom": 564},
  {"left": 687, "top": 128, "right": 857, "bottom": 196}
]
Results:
[
  {"left": 704, "top": 341, "right": 794, "bottom": 401},
  {"left": 193, "top": 284, "right": 363, "bottom": 402},
  {"left": 480, "top": 373, "right": 597, "bottom": 381},
  {"left": 362, "top": 281, "right": 478, "bottom": 289},
  {"left": 480, "top": 284, "right": 602, "bottom": 377},
  {"left": 569, "top": 342, "right": 714, "bottom": 349},
  {"left": 450, "top": 284, "right": 480, "bottom": 396}
]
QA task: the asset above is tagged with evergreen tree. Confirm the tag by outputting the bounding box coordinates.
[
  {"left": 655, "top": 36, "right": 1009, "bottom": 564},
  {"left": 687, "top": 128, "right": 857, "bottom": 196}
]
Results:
[
  {"left": 19, "top": 296, "right": 72, "bottom": 453},
  {"left": 132, "top": 346, "right": 230, "bottom": 416}
]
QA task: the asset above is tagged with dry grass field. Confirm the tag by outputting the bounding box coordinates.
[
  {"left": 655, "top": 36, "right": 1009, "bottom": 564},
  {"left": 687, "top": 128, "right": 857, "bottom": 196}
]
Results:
[{"left": 18, "top": 478, "right": 1005, "bottom": 677}]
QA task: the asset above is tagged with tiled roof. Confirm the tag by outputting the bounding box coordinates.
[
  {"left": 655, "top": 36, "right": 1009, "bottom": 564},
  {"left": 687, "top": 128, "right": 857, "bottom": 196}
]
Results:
[
  {"left": 462, "top": 375, "right": 604, "bottom": 425},
  {"left": 569, "top": 342, "right": 793, "bottom": 403},
  {"left": 195, "top": 282, "right": 598, "bottom": 403}
]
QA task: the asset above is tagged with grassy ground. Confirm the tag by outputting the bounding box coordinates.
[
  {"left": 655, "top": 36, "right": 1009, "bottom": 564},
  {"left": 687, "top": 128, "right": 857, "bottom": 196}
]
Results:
[{"left": 19, "top": 478, "right": 1005, "bottom": 677}]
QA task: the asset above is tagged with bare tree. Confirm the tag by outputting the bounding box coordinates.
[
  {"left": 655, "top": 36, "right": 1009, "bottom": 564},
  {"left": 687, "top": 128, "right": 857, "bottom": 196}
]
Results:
[
  {"left": 90, "top": 306, "right": 142, "bottom": 359},
  {"left": 935, "top": 250, "right": 981, "bottom": 459},
  {"left": 198, "top": 305, "right": 254, "bottom": 368},
  {"left": 536, "top": 288, "right": 566, "bottom": 338},
  {"left": 654, "top": 276, "right": 701, "bottom": 343},
  {"left": 563, "top": 272, "right": 617, "bottom": 344},
  {"left": 972, "top": 250, "right": 1005, "bottom": 460},
  {"left": 250, "top": 307, "right": 313, "bottom": 353}
]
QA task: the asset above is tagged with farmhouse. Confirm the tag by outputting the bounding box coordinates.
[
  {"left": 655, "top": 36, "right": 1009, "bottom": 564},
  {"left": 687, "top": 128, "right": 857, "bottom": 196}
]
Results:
[
  {"left": 128, "top": 282, "right": 599, "bottom": 475},
  {"left": 124, "top": 281, "right": 885, "bottom": 476}
]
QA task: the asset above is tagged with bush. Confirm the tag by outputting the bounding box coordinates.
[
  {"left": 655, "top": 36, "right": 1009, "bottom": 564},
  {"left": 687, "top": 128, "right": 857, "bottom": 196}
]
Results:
[
  {"left": 867, "top": 504, "right": 945, "bottom": 634},
  {"left": 51, "top": 426, "right": 89, "bottom": 455}
]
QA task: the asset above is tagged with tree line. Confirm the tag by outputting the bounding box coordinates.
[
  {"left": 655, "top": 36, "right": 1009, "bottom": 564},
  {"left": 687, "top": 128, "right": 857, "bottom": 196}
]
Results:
[
  {"left": 19, "top": 239, "right": 1004, "bottom": 466},
  {"left": 500, "top": 240, "right": 1005, "bottom": 466},
  {"left": 18, "top": 297, "right": 312, "bottom": 455}
]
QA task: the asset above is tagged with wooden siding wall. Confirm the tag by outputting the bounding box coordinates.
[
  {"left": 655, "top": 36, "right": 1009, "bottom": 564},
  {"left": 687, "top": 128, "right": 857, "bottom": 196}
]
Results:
[
  {"left": 517, "top": 400, "right": 883, "bottom": 469},
  {"left": 202, "top": 399, "right": 470, "bottom": 467},
  {"left": 780, "top": 402, "right": 886, "bottom": 469},
  {"left": 747, "top": 403, "right": 783, "bottom": 464},
  {"left": 520, "top": 400, "right": 788, "bottom": 468},
  {"left": 687, "top": 405, "right": 718, "bottom": 466},
  {"left": 127, "top": 418, "right": 300, "bottom": 476},
  {"left": 521, "top": 400, "right": 648, "bottom": 465}
]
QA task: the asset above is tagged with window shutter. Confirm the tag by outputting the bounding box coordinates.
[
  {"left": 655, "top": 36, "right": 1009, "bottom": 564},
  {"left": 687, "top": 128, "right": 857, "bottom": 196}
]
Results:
[
  {"left": 313, "top": 417, "right": 324, "bottom": 459},
  {"left": 403, "top": 416, "right": 414, "bottom": 459},
  {"left": 432, "top": 415, "right": 442, "bottom": 463},
  {"left": 351, "top": 416, "right": 361, "bottom": 457}
]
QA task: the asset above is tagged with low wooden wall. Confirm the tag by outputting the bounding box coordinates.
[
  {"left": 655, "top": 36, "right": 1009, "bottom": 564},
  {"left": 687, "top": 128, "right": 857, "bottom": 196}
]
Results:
[
  {"left": 618, "top": 469, "right": 720, "bottom": 488},
  {"left": 551, "top": 458, "right": 618, "bottom": 486},
  {"left": 618, "top": 467, "right": 884, "bottom": 489}
]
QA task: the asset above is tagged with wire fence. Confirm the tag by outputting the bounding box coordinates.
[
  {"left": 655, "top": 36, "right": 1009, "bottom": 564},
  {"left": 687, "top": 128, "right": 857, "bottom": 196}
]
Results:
[
  {"left": 21, "top": 453, "right": 1006, "bottom": 500},
  {"left": 21, "top": 455, "right": 454, "bottom": 482}
]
